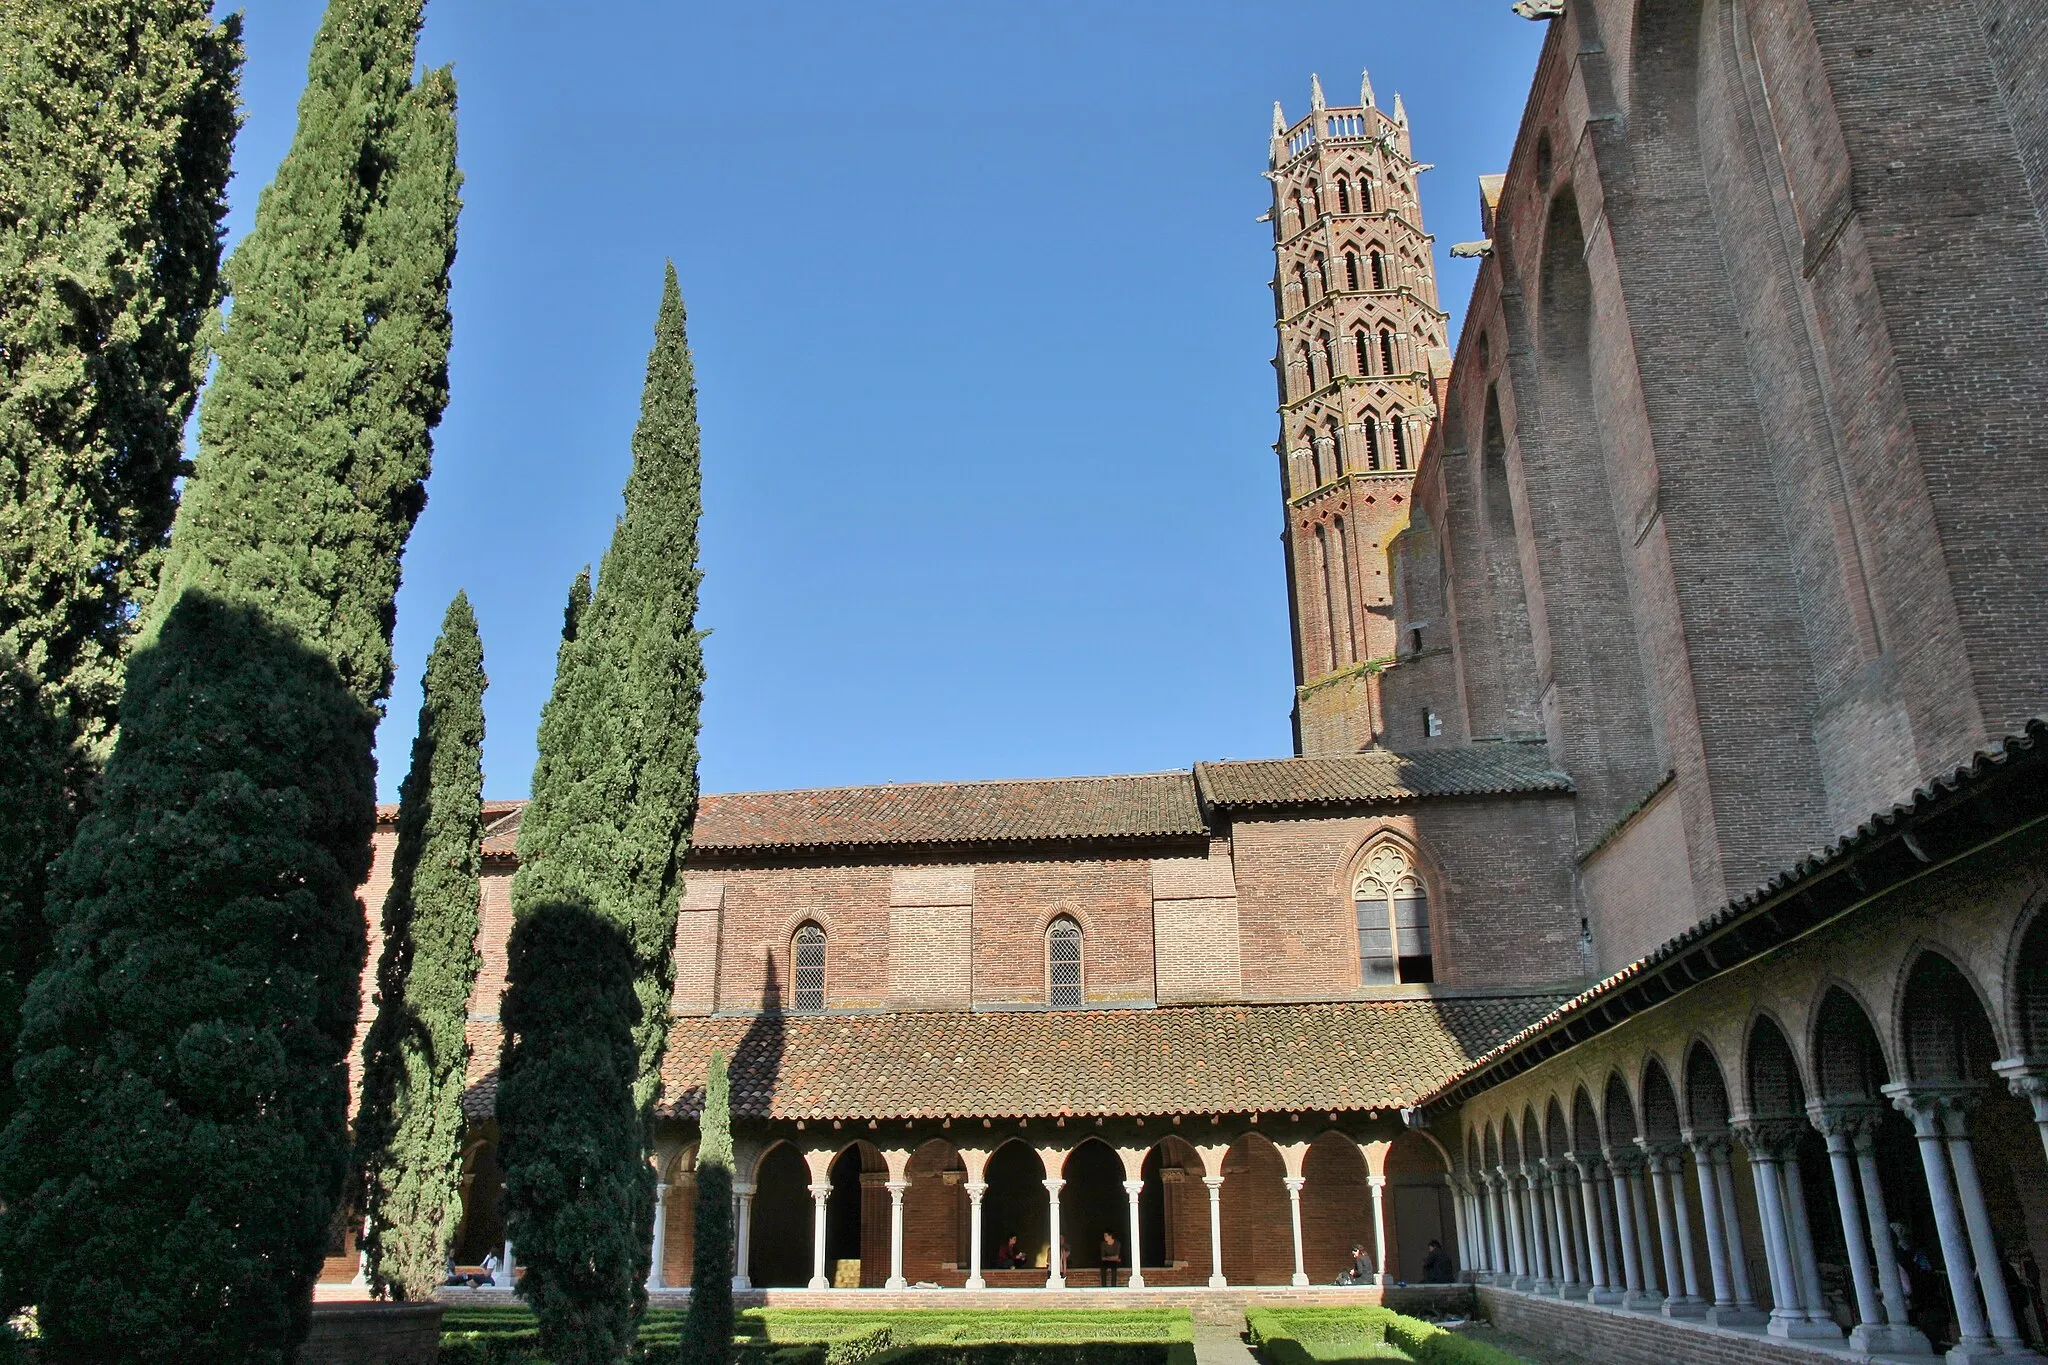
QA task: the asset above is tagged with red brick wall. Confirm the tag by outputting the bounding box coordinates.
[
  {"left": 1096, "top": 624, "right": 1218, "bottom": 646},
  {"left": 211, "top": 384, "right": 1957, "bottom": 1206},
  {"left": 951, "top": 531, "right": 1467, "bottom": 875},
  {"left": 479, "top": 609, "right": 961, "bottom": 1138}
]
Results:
[{"left": 972, "top": 856, "right": 1154, "bottom": 1008}]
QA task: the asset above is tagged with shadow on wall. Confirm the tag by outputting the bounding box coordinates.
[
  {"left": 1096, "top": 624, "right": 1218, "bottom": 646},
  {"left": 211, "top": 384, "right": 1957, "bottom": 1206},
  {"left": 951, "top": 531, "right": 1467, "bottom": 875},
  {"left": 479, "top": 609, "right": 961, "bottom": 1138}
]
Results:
[{"left": 673, "top": 953, "right": 787, "bottom": 1123}]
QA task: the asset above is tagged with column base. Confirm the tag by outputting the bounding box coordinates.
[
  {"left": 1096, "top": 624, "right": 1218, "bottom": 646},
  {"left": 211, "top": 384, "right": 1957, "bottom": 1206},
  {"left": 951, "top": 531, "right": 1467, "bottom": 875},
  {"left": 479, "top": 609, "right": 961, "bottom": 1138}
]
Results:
[
  {"left": 885, "top": 1276, "right": 907, "bottom": 1290},
  {"left": 1943, "top": 1342, "right": 2012, "bottom": 1365},
  {"left": 1847, "top": 1322, "right": 1932, "bottom": 1356},
  {"left": 732, "top": 1276, "right": 753, "bottom": 1292},
  {"left": 1047, "top": 1276, "right": 1066, "bottom": 1290},
  {"left": 1207, "top": 1275, "right": 1227, "bottom": 1289},
  {"left": 1661, "top": 1296, "right": 1708, "bottom": 1319},
  {"left": 1588, "top": 1287, "right": 1626, "bottom": 1305},
  {"left": 1623, "top": 1290, "right": 1666, "bottom": 1313},
  {"left": 964, "top": 1276, "right": 986, "bottom": 1291},
  {"left": 1704, "top": 1305, "right": 1769, "bottom": 1328},
  {"left": 1291, "top": 1273, "right": 1310, "bottom": 1287},
  {"left": 807, "top": 1276, "right": 829, "bottom": 1290},
  {"left": 1511, "top": 1274, "right": 1536, "bottom": 1291},
  {"left": 1559, "top": 1282, "right": 1590, "bottom": 1301},
  {"left": 1128, "top": 1274, "right": 1146, "bottom": 1289},
  {"left": 1530, "top": 1279, "right": 1560, "bottom": 1297},
  {"left": 1768, "top": 1314, "right": 1845, "bottom": 1340}
]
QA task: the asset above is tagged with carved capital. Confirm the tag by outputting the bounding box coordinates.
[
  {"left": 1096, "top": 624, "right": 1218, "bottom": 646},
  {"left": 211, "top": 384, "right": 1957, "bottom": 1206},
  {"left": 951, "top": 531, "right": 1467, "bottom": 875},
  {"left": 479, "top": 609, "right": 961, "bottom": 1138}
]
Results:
[{"left": 1733, "top": 1118, "right": 1806, "bottom": 1160}]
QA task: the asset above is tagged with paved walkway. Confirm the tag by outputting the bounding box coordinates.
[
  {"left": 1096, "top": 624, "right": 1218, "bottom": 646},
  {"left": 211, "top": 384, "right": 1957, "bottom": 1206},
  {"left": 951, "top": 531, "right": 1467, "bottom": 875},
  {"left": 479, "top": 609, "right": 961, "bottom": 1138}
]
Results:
[{"left": 1192, "top": 1325, "right": 1260, "bottom": 1365}]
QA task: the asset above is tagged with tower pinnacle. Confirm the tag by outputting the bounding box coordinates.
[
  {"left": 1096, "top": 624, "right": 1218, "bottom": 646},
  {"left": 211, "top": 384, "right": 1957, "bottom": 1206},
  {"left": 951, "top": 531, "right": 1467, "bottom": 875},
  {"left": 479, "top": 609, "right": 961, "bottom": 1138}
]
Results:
[
  {"left": 1310, "top": 72, "right": 1326, "bottom": 112},
  {"left": 1393, "top": 92, "right": 1408, "bottom": 126},
  {"left": 1360, "top": 70, "right": 1376, "bottom": 109},
  {"left": 1272, "top": 101, "right": 1286, "bottom": 138}
]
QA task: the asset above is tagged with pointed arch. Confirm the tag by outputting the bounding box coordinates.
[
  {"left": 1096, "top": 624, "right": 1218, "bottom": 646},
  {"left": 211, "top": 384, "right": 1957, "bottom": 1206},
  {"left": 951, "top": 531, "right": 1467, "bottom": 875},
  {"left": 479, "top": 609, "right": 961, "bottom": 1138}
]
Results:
[
  {"left": 1640, "top": 1058, "right": 1682, "bottom": 1145},
  {"left": 1899, "top": 950, "right": 2000, "bottom": 1084},
  {"left": 1811, "top": 985, "right": 1891, "bottom": 1101},
  {"left": 1745, "top": 1014, "right": 1807, "bottom": 1119},
  {"left": 1601, "top": 1072, "right": 1639, "bottom": 1151},
  {"left": 792, "top": 921, "right": 826, "bottom": 1013},
  {"left": 1351, "top": 834, "right": 1434, "bottom": 985}
]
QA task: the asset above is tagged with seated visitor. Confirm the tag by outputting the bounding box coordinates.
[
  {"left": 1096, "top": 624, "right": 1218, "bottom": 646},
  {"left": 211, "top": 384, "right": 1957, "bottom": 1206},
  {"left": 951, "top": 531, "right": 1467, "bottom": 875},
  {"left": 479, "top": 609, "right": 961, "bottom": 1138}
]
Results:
[
  {"left": 1336, "top": 1243, "right": 1374, "bottom": 1286},
  {"left": 1421, "top": 1239, "right": 1454, "bottom": 1284}
]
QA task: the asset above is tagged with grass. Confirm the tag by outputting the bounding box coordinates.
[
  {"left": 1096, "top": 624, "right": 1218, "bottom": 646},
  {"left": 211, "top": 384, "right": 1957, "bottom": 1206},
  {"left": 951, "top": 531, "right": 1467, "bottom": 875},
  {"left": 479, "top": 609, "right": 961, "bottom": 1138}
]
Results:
[{"left": 1245, "top": 1307, "right": 1532, "bottom": 1365}]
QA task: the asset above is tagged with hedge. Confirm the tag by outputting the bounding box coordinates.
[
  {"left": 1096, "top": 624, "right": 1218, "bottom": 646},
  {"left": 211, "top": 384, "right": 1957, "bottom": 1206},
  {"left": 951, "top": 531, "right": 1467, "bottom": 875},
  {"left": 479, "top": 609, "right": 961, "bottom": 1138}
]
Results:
[{"left": 1245, "top": 1307, "right": 1528, "bottom": 1365}]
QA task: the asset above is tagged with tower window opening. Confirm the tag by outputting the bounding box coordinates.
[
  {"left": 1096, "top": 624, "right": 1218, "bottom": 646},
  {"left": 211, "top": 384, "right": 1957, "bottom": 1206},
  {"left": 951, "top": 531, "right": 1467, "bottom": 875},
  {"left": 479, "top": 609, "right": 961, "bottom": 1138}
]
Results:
[
  {"left": 1293, "top": 262, "right": 1308, "bottom": 311},
  {"left": 1306, "top": 182, "right": 1321, "bottom": 221},
  {"left": 1370, "top": 251, "right": 1387, "bottom": 291},
  {"left": 1423, "top": 709, "right": 1443, "bottom": 738},
  {"left": 1364, "top": 418, "right": 1383, "bottom": 471},
  {"left": 1345, "top": 253, "right": 1360, "bottom": 292},
  {"left": 793, "top": 923, "right": 826, "bottom": 1013},
  {"left": 1361, "top": 174, "right": 1376, "bottom": 213},
  {"left": 1392, "top": 415, "right": 1409, "bottom": 470},
  {"left": 1355, "top": 844, "right": 1433, "bottom": 986},
  {"left": 1290, "top": 191, "right": 1304, "bottom": 231},
  {"left": 1297, "top": 343, "right": 1313, "bottom": 397},
  {"left": 1337, "top": 178, "right": 1352, "bottom": 214},
  {"left": 1047, "top": 918, "right": 1083, "bottom": 1009},
  {"left": 1379, "top": 328, "right": 1397, "bottom": 376},
  {"left": 1303, "top": 428, "right": 1321, "bottom": 484},
  {"left": 1312, "top": 253, "right": 1328, "bottom": 298},
  {"left": 1319, "top": 334, "right": 1336, "bottom": 389},
  {"left": 1327, "top": 417, "right": 1345, "bottom": 476},
  {"left": 1411, "top": 626, "right": 1425, "bottom": 654},
  {"left": 1353, "top": 327, "right": 1370, "bottom": 376}
]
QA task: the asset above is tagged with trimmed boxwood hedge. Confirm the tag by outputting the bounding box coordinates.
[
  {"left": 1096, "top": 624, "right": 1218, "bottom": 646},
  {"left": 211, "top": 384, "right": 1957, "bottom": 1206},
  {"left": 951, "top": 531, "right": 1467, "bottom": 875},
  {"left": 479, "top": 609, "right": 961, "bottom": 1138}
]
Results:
[{"left": 1244, "top": 1307, "right": 1527, "bottom": 1365}]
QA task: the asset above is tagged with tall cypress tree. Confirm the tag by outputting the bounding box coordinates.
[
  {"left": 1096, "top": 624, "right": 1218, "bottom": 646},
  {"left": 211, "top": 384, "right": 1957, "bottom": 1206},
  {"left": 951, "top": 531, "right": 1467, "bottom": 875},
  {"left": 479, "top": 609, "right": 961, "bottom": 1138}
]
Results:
[
  {"left": 504, "top": 264, "right": 705, "bottom": 1361},
  {"left": 680, "top": 1051, "right": 734, "bottom": 1365},
  {"left": 356, "top": 592, "right": 486, "bottom": 1303},
  {"left": 0, "top": 0, "right": 242, "bottom": 1136},
  {"left": 0, "top": 1, "right": 459, "bottom": 1357}
]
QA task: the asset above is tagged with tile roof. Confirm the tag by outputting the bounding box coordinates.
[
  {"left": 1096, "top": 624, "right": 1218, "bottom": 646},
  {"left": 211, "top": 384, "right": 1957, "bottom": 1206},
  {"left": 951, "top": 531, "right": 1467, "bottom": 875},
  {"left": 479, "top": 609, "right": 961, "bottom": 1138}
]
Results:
[
  {"left": 459, "top": 996, "right": 1561, "bottom": 1122},
  {"left": 690, "top": 772, "right": 1207, "bottom": 854},
  {"left": 1416, "top": 718, "right": 2048, "bottom": 1113},
  {"left": 1195, "top": 742, "right": 1572, "bottom": 810},
  {"left": 481, "top": 804, "right": 524, "bottom": 858}
]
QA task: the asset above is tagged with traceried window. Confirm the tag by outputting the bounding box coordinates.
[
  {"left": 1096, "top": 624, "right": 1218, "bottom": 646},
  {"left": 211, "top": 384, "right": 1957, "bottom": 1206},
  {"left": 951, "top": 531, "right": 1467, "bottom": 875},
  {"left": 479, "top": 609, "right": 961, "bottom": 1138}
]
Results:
[
  {"left": 1047, "top": 917, "right": 1083, "bottom": 1009},
  {"left": 1355, "top": 845, "right": 1433, "bottom": 986},
  {"left": 793, "top": 922, "right": 826, "bottom": 1012}
]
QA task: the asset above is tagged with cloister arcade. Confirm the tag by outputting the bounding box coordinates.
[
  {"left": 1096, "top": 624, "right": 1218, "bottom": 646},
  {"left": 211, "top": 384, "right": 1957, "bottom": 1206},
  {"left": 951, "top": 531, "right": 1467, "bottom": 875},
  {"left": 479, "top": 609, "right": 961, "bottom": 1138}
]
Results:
[
  {"left": 1449, "top": 834, "right": 2048, "bottom": 1359},
  {"left": 626, "top": 1125, "right": 1456, "bottom": 1293}
]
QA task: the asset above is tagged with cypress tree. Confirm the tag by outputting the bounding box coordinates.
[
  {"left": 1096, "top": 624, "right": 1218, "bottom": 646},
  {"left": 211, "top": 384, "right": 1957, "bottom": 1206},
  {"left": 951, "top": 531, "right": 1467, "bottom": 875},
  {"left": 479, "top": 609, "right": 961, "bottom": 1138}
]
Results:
[
  {"left": 680, "top": 1051, "right": 735, "bottom": 1365},
  {"left": 0, "top": 1, "right": 459, "bottom": 1356},
  {"left": 502, "top": 265, "right": 705, "bottom": 1358},
  {"left": 356, "top": 592, "right": 486, "bottom": 1303},
  {"left": 0, "top": 0, "right": 241, "bottom": 1137}
]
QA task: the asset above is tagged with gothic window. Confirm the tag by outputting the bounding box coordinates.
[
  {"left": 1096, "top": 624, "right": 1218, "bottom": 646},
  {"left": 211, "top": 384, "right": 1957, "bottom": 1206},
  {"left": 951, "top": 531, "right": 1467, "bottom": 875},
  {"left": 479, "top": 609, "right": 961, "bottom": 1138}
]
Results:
[
  {"left": 1319, "top": 334, "right": 1337, "bottom": 387},
  {"left": 1327, "top": 416, "right": 1344, "bottom": 475},
  {"left": 1297, "top": 343, "right": 1313, "bottom": 397},
  {"left": 1370, "top": 251, "right": 1388, "bottom": 291},
  {"left": 1392, "top": 413, "right": 1410, "bottom": 469},
  {"left": 1290, "top": 191, "right": 1304, "bottom": 232},
  {"left": 1293, "top": 262, "right": 1309, "bottom": 311},
  {"left": 1345, "top": 253, "right": 1361, "bottom": 292},
  {"left": 1337, "top": 177, "right": 1352, "bottom": 214},
  {"left": 1364, "top": 417, "right": 1383, "bottom": 471},
  {"left": 1355, "top": 844, "right": 1433, "bottom": 986},
  {"left": 1312, "top": 253, "right": 1329, "bottom": 297},
  {"left": 793, "top": 922, "right": 826, "bottom": 1013},
  {"left": 1379, "top": 328, "right": 1398, "bottom": 376},
  {"left": 1306, "top": 182, "right": 1322, "bottom": 220},
  {"left": 1353, "top": 327, "right": 1371, "bottom": 375},
  {"left": 1361, "top": 174, "right": 1376, "bottom": 213},
  {"left": 1303, "top": 427, "right": 1322, "bottom": 484},
  {"left": 1047, "top": 917, "right": 1083, "bottom": 1009}
]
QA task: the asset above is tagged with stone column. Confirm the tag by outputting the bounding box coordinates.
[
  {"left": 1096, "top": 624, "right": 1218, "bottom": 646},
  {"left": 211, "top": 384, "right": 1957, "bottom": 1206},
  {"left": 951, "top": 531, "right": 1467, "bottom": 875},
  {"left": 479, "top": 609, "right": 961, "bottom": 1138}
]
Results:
[
  {"left": 1574, "top": 1158, "right": 1620, "bottom": 1304},
  {"left": 1739, "top": 1122, "right": 1837, "bottom": 1340},
  {"left": 1123, "top": 1179, "right": 1146, "bottom": 1290},
  {"left": 884, "top": 1179, "right": 909, "bottom": 1289},
  {"left": 808, "top": 1182, "right": 833, "bottom": 1290},
  {"left": 1451, "top": 1181, "right": 1474, "bottom": 1279},
  {"left": 1643, "top": 1148, "right": 1700, "bottom": 1315},
  {"left": 1940, "top": 1099, "right": 2034, "bottom": 1354},
  {"left": 1203, "top": 1174, "right": 1226, "bottom": 1288},
  {"left": 647, "top": 1182, "right": 670, "bottom": 1292},
  {"left": 1852, "top": 1125, "right": 1924, "bottom": 1348},
  {"left": 733, "top": 1183, "right": 756, "bottom": 1292},
  {"left": 1284, "top": 1174, "right": 1310, "bottom": 1287},
  {"left": 1604, "top": 1155, "right": 1646, "bottom": 1303},
  {"left": 1042, "top": 1177, "right": 1067, "bottom": 1289},
  {"left": 1623, "top": 1158, "right": 1663, "bottom": 1308},
  {"left": 1809, "top": 1106, "right": 1884, "bottom": 1347},
  {"left": 1483, "top": 1175, "right": 1509, "bottom": 1281},
  {"left": 500, "top": 1240, "right": 516, "bottom": 1289},
  {"left": 1686, "top": 1137, "right": 1737, "bottom": 1314},
  {"left": 1886, "top": 1088, "right": 1995, "bottom": 1355},
  {"left": 1497, "top": 1169, "right": 1527, "bottom": 1286},
  {"left": 1543, "top": 1161, "right": 1580, "bottom": 1295},
  {"left": 1368, "top": 1174, "right": 1390, "bottom": 1286},
  {"left": 1710, "top": 1145, "right": 1761, "bottom": 1316},
  {"left": 1522, "top": 1166, "right": 1555, "bottom": 1293},
  {"left": 1778, "top": 1149, "right": 1832, "bottom": 1329},
  {"left": 964, "top": 1181, "right": 988, "bottom": 1290}
]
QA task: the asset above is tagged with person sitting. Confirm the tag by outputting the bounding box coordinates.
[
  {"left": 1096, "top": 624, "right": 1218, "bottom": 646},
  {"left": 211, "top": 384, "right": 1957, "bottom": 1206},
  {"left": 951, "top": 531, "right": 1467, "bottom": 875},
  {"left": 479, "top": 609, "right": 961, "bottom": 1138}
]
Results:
[
  {"left": 1336, "top": 1243, "right": 1375, "bottom": 1286},
  {"left": 997, "top": 1235, "right": 1024, "bottom": 1270},
  {"left": 477, "top": 1249, "right": 502, "bottom": 1287},
  {"left": 1099, "top": 1230, "right": 1123, "bottom": 1288},
  {"left": 1421, "top": 1239, "right": 1454, "bottom": 1284}
]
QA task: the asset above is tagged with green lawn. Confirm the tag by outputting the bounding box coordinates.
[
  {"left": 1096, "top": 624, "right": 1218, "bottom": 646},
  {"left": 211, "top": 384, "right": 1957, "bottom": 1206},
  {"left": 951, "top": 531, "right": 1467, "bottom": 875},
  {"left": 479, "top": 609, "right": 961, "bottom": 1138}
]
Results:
[{"left": 1244, "top": 1307, "right": 1532, "bottom": 1365}]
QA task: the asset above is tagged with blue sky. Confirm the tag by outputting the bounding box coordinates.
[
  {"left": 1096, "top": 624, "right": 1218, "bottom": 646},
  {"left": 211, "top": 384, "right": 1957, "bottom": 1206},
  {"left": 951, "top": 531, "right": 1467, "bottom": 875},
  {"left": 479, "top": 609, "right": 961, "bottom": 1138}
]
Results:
[{"left": 220, "top": 2, "right": 1545, "bottom": 802}]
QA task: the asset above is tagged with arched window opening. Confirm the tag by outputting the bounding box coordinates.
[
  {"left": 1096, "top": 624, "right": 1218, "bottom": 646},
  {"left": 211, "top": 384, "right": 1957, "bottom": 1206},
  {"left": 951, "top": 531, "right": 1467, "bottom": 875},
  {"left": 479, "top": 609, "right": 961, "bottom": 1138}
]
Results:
[
  {"left": 793, "top": 923, "right": 826, "bottom": 1013},
  {"left": 1353, "top": 327, "right": 1371, "bottom": 375},
  {"left": 1345, "top": 253, "right": 1361, "bottom": 291},
  {"left": 1370, "top": 251, "right": 1387, "bottom": 291},
  {"left": 1306, "top": 182, "right": 1322, "bottom": 221},
  {"left": 1293, "top": 262, "right": 1309, "bottom": 311},
  {"left": 1331, "top": 515, "right": 1357, "bottom": 663},
  {"left": 1336, "top": 177, "right": 1352, "bottom": 214},
  {"left": 1379, "top": 328, "right": 1398, "bottom": 376},
  {"left": 1326, "top": 417, "right": 1345, "bottom": 476},
  {"left": 1319, "top": 334, "right": 1337, "bottom": 388},
  {"left": 1312, "top": 253, "right": 1329, "bottom": 297},
  {"left": 1392, "top": 415, "right": 1410, "bottom": 470},
  {"left": 1297, "top": 343, "right": 1313, "bottom": 397},
  {"left": 1303, "top": 428, "right": 1323, "bottom": 485},
  {"left": 1361, "top": 174, "right": 1376, "bottom": 213},
  {"left": 1355, "top": 844, "right": 1433, "bottom": 985},
  {"left": 1047, "top": 918, "right": 1083, "bottom": 1009},
  {"left": 1290, "top": 191, "right": 1304, "bottom": 231},
  {"left": 1364, "top": 417, "right": 1383, "bottom": 471}
]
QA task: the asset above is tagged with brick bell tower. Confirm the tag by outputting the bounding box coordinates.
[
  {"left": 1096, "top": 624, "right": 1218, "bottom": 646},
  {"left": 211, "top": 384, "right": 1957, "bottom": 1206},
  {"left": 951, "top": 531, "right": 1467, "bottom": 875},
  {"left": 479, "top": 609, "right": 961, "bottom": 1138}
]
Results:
[{"left": 1269, "top": 73, "right": 1450, "bottom": 755}]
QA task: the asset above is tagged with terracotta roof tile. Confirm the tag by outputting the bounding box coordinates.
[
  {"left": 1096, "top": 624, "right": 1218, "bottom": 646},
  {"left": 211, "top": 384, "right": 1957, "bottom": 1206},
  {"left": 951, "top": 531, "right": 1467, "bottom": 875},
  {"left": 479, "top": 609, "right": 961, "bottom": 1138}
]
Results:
[
  {"left": 459, "top": 996, "right": 1560, "bottom": 1122},
  {"left": 690, "top": 772, "right": 1206, "bottom": 853},
  {"left": 1195, "top": 742, "right": 1571, "bottom": 811}
]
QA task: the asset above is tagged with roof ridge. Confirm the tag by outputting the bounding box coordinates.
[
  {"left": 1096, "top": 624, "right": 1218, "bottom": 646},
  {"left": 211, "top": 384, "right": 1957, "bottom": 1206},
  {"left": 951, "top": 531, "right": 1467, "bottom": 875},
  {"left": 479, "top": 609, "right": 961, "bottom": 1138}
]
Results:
[{"left": 705, "top": 769, "right": 1195, "bottom": 800}]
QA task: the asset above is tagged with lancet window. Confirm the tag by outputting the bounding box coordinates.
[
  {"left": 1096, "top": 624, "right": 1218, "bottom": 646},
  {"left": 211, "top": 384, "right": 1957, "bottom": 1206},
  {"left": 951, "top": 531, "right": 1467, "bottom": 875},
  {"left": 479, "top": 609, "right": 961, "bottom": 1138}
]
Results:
[
  {"left": 793, "top": 922, "right": 826, "bottom": 1012},
  {"left": 1355, "top": 844, "right": 1433, "bottom": 986},
  {"left": 1047, "top": 918, "right": 1083, "bottom": 1009}
]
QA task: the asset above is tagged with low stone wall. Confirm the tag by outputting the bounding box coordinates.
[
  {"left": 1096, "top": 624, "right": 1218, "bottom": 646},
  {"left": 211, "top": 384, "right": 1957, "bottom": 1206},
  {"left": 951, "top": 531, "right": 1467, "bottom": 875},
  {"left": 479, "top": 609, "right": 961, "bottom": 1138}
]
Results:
[
  {"left": 1475, "top": 1287, "right": 1858, "bottom": 1364},
  {"left": 303, "top": 1302, "right": 445, "bottom": 1365}
]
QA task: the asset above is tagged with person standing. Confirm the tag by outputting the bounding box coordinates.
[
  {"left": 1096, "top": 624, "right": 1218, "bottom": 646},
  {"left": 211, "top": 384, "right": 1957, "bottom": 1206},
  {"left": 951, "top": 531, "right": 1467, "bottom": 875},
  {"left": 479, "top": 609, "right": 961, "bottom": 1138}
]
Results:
[{"left": 1099, "top": 1230, "right": 1123, "bottom": 1288}]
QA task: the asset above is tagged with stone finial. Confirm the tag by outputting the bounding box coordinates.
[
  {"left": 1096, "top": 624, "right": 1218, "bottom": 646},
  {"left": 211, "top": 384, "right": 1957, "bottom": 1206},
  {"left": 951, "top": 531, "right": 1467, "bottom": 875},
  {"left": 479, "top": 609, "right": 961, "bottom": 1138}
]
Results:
[
  {"left": 1360, "top": 70, "right": 1376, "bottom": 109},
  {"left": 1392, "top": 92, "right": 1409, "bottom": 126},
  {"left": 1310, "top": 72, "right": 1326, "bottom": 112},
  {"left": 1272, "top": 101, "right": 1286, "bottom": 138}
]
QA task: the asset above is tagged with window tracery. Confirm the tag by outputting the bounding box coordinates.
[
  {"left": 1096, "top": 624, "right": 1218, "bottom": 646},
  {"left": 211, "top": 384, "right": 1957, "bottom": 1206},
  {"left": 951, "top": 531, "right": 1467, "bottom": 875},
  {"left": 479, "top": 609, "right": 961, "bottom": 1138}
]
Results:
[{"left": 1354, "top": 844, "right": 1433, "bottom": 985}]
